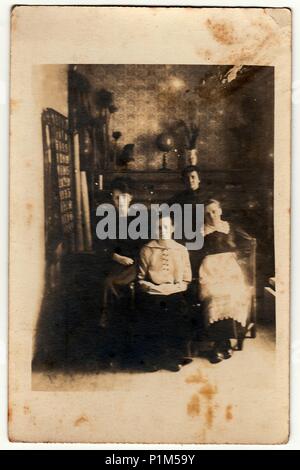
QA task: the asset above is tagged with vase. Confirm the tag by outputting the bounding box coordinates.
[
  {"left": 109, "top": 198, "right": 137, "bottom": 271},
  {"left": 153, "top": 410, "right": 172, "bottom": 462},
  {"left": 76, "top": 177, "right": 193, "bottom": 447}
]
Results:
[{"left": 185, "top": 148, "right": 198, "bottom": 166}]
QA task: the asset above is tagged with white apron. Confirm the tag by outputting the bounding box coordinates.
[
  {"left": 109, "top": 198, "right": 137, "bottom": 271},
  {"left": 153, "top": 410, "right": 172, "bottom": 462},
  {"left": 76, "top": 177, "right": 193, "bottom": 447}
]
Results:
[{"left": 199, "top": 252, "right": 251, "bottom": 327}]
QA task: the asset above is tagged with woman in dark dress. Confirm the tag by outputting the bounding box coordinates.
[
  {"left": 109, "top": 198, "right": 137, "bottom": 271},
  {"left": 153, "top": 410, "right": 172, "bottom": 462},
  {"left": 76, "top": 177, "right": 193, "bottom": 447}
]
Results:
[
  {"left": 199, "top": 199, "right": 251, "bottom": 363},
  {"left": 99, "top": 177, "right": 145, "bottom": 368}
]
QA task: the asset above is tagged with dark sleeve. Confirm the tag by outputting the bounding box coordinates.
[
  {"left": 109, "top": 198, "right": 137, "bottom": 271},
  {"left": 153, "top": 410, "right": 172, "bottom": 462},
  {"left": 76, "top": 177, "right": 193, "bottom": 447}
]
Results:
[{"left": 95, "top": 237, "right": 119, "bottom": 263}]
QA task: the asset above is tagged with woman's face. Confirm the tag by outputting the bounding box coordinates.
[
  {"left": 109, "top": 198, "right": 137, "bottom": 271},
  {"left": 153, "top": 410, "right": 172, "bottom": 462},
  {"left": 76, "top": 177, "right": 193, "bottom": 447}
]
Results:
[
  {"left": 205, "top": 202, "right": 222, "bottom": 225},
  {"left": 112, "top": 189, "right": 132, "bottom": 215},
  {"left": 158, "top": 217, "right": 174, "bottom": 240},
  {"left": 185, "top": 171, "right": 200, "bottom": 191}
]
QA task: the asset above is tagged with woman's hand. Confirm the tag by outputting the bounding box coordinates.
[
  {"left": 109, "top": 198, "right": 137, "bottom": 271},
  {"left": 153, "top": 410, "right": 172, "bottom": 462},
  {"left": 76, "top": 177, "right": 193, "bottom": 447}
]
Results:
[
  {"left": 112, "top": 253, "right": 134, "bottom": 266},
  {"left": 138, "top": 282, "right": 188, "bottom": 295},
  {"left": 138, "top": 280, "right": 156, "bottom": 292}
]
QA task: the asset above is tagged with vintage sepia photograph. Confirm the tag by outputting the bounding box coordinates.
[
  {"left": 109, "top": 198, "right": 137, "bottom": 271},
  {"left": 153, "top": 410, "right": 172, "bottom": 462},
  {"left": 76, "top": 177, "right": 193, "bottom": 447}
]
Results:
[
  {"left": 8, "top": 6, "right": 291, "bottom": 444},
  {"left": 32, "top": 64, "right": 275, "bottom": 379}
]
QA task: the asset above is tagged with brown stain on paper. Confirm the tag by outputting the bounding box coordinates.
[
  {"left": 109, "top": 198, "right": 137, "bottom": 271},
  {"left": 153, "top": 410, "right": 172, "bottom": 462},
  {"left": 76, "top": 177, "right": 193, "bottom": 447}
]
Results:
[
  {"left": 187, "top": 394, "right": 201, "bottom": 418},
  {"left": 186, "top": 375, "right": 218, "bottom": 429},
  {"left": 228, "top": 20, "right": 280, "bottom": 65},
  {"left": 206, "top": 19, "right": 236, "bottom": 45},
  {"left": 8, "top": 406, "right": 13, "bottom": 423},
  {"left": 204, "top": 12, "right": 282, "bottom": 65},
  {"left": 199, "top": 384, "right": 217, "bottom": 429},
  {"left": 205, "top": 405, "right": 214, "bottom": 429},
  {"left": 74, "top": 415, "right": 89, "bottom": 427},
  {"left": 26, "top": 203, "right": 33, "bottom": 226},
  {"left": 199, "top": 383, "right": 217, "bottom": 401},
  {"left": 185, "top": 370, "right": 206, "bottom": 385},
  {"left": 23, "top": 405, "right": 30, "bottom": 415},
  {"left": 225, "top": 404, "right": 233, "bottom": 421},
  {"left": 10, "top": 99, "right": 20, "bottom": 112},
  {"left": 204, "top": 49, "right": 212, "bottom": 61}
]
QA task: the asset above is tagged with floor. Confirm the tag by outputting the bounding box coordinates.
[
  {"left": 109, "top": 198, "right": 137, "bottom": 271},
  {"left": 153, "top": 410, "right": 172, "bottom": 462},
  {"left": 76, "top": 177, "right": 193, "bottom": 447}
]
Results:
[
  {"left": 30, "top": 253, "right": 282, "bottom": 443},
  {"left": 31, "top": 324, "right": 278, "bottom": 444}
]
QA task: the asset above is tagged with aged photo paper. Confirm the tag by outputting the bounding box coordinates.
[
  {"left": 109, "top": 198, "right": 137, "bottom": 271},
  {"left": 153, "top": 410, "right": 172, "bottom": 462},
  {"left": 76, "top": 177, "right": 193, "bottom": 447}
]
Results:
[{"left": 9, "top": 6, "right": 291, "bottom": 443}]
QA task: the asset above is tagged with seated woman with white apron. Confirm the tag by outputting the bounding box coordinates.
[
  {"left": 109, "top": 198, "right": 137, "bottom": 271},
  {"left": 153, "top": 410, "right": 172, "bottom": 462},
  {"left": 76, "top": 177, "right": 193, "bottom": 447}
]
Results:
[{"left": 199, "top": 199, "right": 251, "bottom": 364}]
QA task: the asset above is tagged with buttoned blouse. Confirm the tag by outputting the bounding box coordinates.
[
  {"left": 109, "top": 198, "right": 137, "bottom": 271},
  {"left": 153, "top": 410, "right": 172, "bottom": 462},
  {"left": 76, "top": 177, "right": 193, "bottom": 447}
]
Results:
[{"left": 138, "top": 239, "right": 192, "bottom": 295}]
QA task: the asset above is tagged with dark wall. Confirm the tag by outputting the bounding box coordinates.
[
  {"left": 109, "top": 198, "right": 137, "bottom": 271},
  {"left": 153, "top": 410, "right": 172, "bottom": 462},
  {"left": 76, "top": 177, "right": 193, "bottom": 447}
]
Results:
[{"left": 76, "top": 64, "right": 274, "bottom": 173}]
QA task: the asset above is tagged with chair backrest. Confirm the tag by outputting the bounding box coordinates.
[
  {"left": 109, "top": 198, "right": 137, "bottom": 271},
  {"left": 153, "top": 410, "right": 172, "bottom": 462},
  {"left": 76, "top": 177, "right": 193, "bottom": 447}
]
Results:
[{"left": 234, "top": 228, "right": 256, "bottom": 290}]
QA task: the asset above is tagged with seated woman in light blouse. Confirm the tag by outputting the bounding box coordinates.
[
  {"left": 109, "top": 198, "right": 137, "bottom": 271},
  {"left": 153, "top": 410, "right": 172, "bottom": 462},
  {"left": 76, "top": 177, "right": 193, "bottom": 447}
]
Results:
[
  {"left": 136, "top": 214, "right": 192, "bottom": 372},
  {"left": 199, "top": 199, "right": 252, "bottom": 364}
]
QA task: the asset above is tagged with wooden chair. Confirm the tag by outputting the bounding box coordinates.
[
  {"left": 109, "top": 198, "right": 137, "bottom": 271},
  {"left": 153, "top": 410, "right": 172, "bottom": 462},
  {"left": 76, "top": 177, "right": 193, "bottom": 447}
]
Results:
[{"left": 234, "top": 228, "right": 257, "bottom": 349}]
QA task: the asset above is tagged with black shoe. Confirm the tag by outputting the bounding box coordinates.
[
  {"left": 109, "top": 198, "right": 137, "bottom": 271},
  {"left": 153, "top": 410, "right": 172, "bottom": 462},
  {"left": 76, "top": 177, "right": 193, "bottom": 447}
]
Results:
[
  {"left": 161, "top": 361, "right": 181, "bottom": 372},
  {"left": 222, "top": 348, "right": 234, "bottom": 360},
  {"left": 139, "top": 360, "right": 159, "bottom": 373},
  {"left": 143, "top": 364, "right": 159, "bottom": 373},
  {"left": 209, "top": 351, "right": 224, "bottom": 364},
  {"left": 179, "top": 357, "right": 193, "bottom": 367},
  {"left": 220, "top": 340, "right": 234, "bottom": 360}
]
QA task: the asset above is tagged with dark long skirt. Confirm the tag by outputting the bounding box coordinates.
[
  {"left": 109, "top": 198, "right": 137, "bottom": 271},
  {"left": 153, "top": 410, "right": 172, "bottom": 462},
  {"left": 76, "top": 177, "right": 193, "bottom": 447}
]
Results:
[
  {"left": 135, "top": 292, "right": 189, "bottom": 368},
  {"left": 207, "top": 318, "right": 246, "bottom": 344}
]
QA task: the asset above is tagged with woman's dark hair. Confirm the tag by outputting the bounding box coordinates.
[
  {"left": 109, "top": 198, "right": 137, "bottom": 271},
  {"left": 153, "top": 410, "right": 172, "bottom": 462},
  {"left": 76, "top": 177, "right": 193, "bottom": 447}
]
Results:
[
  {"left": 181, "top": 165, "right": 201, "bottom": 180},
  {"left": 110, "top": 177, "right": 134, "bottom": 195}
]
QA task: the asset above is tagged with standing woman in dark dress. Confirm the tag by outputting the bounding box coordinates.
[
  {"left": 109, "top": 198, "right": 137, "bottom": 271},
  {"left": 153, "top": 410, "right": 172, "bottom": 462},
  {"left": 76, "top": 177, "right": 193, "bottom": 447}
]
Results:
[
  {"left": 169, "top": 165, "right": 206, "bottom": 278},
  {"left": 199, "top": 199, "right": 251, "bottom": 363}
]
